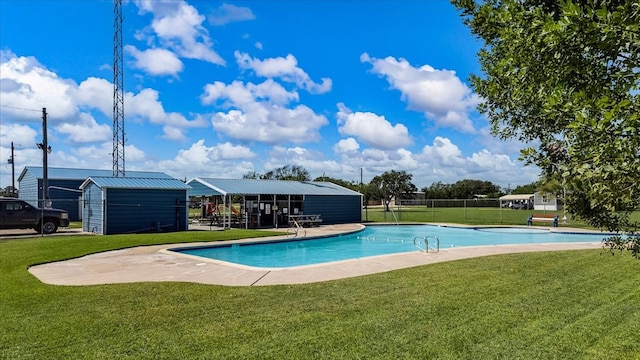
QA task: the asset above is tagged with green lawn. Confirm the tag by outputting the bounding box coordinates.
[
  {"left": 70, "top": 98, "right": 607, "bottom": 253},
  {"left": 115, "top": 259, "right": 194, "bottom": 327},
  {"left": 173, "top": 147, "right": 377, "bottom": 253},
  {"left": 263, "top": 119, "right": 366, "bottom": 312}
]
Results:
[
  {"left": 362, "top": 206, "right": 640, "bottom": 229},
  {"left": 2, "top": 221, "right": 640, "bottom": 358}
]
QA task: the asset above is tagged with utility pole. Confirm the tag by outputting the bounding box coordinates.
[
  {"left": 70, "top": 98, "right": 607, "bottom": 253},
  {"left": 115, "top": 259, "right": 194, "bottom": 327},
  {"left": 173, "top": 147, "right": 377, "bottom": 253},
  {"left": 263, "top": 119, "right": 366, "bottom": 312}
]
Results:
[
  {"left": 37, "top": 108, "right": 51, "bottom": 207},
  {"left": 7, "top": 142, "right": 15, "bottom": 196}
]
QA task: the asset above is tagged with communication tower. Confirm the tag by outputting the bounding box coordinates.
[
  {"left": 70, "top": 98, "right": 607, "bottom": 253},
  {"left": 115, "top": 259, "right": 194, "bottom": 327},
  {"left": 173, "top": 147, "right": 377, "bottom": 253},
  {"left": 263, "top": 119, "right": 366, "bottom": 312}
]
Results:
[{"left": 112, "top": 0, "right": 125, "bottom": 176}]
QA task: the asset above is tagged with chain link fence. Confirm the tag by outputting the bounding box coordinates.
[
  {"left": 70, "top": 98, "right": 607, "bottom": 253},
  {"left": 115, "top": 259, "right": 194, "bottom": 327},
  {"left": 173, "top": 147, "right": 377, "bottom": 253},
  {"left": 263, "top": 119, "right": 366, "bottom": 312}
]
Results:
[{"left": 361, "top": 198, "right": 551, "bottom": 225}]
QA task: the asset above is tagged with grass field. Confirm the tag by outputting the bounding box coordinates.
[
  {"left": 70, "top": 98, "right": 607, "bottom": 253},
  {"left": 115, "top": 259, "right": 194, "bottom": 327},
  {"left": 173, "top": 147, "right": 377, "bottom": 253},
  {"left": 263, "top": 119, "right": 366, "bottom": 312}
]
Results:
[
  {"left": 362, "top": 206, "right": 640, "bottom": 230},
  {"left": 2, "top": 210, "right": 640, "bottom": 359}
]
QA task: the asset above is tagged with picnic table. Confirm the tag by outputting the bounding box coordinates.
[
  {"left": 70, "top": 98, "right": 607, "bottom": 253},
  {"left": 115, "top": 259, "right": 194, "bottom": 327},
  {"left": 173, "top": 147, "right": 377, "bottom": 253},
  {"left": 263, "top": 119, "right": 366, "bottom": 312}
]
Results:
[{"left": 289, "top": 214, "right": 323, "bottom": 227}]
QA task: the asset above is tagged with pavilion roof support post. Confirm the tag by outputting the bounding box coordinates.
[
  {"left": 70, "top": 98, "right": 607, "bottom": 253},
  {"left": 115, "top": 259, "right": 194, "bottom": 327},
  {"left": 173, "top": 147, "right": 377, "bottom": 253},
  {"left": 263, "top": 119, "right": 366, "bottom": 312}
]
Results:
[
  {"left": 222, "top": 195, "right": 227, "bottom": 229},
  {"left": 243, "top": 195, "right": 247, "bottom": 229},
  {"left": 272, "top": 197, "right": 277, "bottom": 228},
  {"left": 227, "top": 195, "right": 232, "bottom": 229},
  {"left": 287, "top": 195, "right": 291, "bottom": 224}
]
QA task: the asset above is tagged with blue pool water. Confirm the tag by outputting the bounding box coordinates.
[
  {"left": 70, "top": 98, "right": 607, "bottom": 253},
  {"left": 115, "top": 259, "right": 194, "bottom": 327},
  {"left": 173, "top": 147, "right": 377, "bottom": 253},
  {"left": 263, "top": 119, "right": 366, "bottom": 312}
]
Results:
[{"left": 172, "top": 225, "right": 611, "bottom": 268}]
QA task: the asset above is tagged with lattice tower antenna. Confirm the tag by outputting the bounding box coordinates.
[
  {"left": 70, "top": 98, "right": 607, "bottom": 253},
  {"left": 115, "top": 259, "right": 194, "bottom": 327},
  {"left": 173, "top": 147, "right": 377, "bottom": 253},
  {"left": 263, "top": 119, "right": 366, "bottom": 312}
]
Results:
[{"left": 112, "top": 0, "right": 125, "bottom": 177}]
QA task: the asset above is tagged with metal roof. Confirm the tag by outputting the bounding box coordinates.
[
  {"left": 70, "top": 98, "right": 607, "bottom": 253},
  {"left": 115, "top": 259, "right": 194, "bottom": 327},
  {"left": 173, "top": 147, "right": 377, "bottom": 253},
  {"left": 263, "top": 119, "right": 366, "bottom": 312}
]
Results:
[
  {"left": 80, "top": 177, "right": 191, "bottom": 190},
  {"left": 188, "top": 178, "right": 362, "bottom": 196},
  {"left": 499, "top": 194, "right": 534, "bottom": 201},
  {"left": 19, "top": 166, "right": 173, "bottom": 182}
]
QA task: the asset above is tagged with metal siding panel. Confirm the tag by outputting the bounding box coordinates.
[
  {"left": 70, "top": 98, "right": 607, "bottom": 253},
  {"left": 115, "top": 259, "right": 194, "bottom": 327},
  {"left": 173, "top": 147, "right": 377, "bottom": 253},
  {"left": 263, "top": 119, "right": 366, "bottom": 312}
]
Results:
[
  {"left": 18, "top": 170, "right": 39, "bottom": 206},
  {"left": 186, "top": 179, "right": 223, "bottom": 196},
  {"left": 304, "top": 195, "right": 362, "bottom": 225},
  {"left": 105, "top": 189, "right": 188, "bottom": 234},
  {"left": 82, "top": 183, "right": 104, "bottom": 234},
  {"left": 48, "top": 179, "right": 84, "bottom": 221}
]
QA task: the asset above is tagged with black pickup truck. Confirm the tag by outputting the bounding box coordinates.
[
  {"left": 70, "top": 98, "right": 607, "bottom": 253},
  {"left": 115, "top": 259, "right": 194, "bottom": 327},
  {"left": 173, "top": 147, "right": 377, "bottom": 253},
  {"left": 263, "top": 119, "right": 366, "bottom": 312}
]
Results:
[{"left": 0, "top": 197, "right": 70, "bottom": 234}]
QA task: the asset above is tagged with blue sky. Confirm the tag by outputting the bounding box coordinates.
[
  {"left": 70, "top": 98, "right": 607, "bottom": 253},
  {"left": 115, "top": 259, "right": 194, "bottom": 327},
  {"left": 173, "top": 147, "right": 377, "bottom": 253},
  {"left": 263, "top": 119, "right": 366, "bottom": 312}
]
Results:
[{"left": 0, "top": 0, "right": 540, "bottom": 190}]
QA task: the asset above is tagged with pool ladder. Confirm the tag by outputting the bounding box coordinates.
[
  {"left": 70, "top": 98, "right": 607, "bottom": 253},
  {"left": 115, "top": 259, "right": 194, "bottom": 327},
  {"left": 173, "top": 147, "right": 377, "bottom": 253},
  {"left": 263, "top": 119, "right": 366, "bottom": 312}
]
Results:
[{"left": 413, "top": 236, "right": 440, "bottom": 253}]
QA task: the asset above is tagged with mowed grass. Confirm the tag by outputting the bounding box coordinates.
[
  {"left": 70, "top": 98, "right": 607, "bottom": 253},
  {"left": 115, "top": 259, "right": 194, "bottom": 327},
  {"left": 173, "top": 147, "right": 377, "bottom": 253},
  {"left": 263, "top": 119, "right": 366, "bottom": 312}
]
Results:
[
  {"left": 2, "top": 215, "right": 640, "bottom": 359},
  {"left": 363, "top": 206, "right": 640, "bottom": 229}
]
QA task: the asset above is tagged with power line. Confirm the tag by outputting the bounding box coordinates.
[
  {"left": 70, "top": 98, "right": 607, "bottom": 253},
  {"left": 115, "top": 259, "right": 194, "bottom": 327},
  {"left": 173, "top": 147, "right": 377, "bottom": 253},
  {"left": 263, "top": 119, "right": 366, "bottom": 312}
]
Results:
[{"left": 0, "top": 104, "right": 42, "bottom": 113}]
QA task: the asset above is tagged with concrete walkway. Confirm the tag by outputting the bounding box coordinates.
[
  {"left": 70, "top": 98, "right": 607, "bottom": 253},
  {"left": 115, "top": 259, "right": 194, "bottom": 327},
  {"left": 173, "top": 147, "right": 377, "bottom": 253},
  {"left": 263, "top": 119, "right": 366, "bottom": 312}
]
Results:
[{"left": 28, "top": 224, "right": 605, "bottom": 287}]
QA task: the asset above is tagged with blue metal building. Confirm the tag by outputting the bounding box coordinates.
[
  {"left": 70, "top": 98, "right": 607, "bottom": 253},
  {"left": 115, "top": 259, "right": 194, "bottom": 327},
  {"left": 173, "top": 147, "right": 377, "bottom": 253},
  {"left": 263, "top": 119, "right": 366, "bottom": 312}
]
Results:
[
  {"left": 80, "top": 177, "right": 191, "bottom": 235},
  {"left": 187, "top": 178, "right": 362, "bottom": 229},
  {"left": 17, "top": 166, "right": 173, "bottom": 221}
]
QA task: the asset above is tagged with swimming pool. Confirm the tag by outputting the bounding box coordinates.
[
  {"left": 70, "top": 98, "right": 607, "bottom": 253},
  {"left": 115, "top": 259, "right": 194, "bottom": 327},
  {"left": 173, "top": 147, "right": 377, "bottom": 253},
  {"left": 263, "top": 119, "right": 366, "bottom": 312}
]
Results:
[{"left": 172, "top": 225, "right": 611, "bottom": 269}]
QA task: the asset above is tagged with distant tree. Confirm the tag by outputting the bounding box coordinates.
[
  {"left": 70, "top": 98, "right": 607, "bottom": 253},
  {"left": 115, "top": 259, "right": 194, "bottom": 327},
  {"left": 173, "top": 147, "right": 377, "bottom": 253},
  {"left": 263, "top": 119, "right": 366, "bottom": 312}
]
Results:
[
  {"left": 0, "top": 186, "right": 17, "bottom": 197},
  {"left": 313, "top": 176, "right": 360, "bottom": 192},
  {"left": 360, "top": 182, "right": 377, "bottom": 209},
  {"left": 511, "top": 182, "right": 539, "bottom": 195},
  {"left": 242, "top": 171, "right": 259, "bottom": 179},
  {"left": 449, "top": 179, "right": 501, "bottom": 199},
  {"left": 246, "top": 165, "right": 311, "bottom": 181},
  {"left": 263, "top": 165, "right": 310, "bottom": 181},
  {"left": 422, "top": 180, "right": 501, "bottom": 199},
  {"left": 422, "top": 181, "right": 452, "bottom": 199},
  {"left": 370, "top": 170, "right": 417, "bottom": 211}
]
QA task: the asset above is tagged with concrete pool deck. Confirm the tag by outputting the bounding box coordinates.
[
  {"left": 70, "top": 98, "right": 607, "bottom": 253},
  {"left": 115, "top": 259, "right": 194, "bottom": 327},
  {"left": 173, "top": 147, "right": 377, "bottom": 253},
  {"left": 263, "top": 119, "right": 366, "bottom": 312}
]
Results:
[{"left": 28, "top": 223, "right": 606, "bottom": 287}]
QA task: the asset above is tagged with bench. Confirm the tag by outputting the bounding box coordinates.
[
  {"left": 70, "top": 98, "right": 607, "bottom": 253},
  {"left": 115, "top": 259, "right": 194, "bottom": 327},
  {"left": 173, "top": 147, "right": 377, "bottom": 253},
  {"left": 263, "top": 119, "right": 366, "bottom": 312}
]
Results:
[{"left": 527, "top": 214, "right": 559, "bottom": 227}]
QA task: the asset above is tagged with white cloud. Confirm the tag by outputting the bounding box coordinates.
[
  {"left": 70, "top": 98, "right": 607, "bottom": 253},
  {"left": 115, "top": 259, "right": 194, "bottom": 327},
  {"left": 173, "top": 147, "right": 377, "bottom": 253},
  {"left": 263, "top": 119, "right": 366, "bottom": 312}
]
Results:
[
  {"left": 39, "top": 141, "right": 146, "bottom": 172},
  {"left": 172, "top": 139, "right": 255, "bottom": 164},
  {"left": 208, "top": 3, "right": 256, "bottom": 26},
  {"left": 0, "top": 54, "right": 77, "bottom": 121},
  {"left": 201, "top": 80, "right": 327, "bottom": 144},
  {"left": 75, "top": 77, "right": 112, "bottom": 116},
  {"left": 210, "top": 105, "right": 327, "bottom": 144},
  {"left": 134, "top": 0, "right": 225, "bottom": 66},
  {"left": 361, "top": 53, "right": 479, "bottom": 133},
  {"left": 125, "top": 45, "right": 184, "bottom": 76},
  {"left": 415, "top": 136, "right": 539, "bottom": 186},
  {"left": 1, "top": 52, "right": 206, "bottom": 151},
  {"left": 362, "top": 148, "right": 418, "bottom": 170},
  {"left": 334, "top": 137, "right": 360, "bottom": 154},
  {"left": 161, "top": 126, "right": 188, "bottom": 142},
  {"left": 201, "top": 80, "right": 299, "bottom": 107},
  {"left": 128, "top": 88, "right": 207, "bottom": 140},
  {"left": 336, "top": 103, "right": 412, "bottom": 150},
  {"left": 55, "top": 113, "right": 112, "bottom": 143},
  {"left": 0, "top": 123, "right": 38, "bottom": 148},
  {"left": 263, "top": 146, "right": 347, "bottom": 180},
  {"left": 235, "top": 52, "right": 332, "bottom": 94},
  {"left": 148, "top": 140, "right": 257, "bottom": 180},
  {"left": 419, "top": 136, "right": 467, "bottom": 167}
]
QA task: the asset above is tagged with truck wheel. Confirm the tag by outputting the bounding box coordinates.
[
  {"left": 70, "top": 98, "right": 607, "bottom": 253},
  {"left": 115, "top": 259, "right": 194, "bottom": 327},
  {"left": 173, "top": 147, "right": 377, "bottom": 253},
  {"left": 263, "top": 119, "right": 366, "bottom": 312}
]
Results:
[{"left": 38, "top": 220, "right": 59, "bottom": 234}]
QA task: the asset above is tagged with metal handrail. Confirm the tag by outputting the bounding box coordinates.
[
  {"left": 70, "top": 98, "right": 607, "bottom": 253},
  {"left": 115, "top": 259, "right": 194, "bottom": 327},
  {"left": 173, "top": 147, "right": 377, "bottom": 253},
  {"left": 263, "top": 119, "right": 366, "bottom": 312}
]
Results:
[
  {"left": 413, "top": 236, "right": 427, "bottom": 252},
  {"left": 425, "top": 235, "right": 440, "bottom": 253},
  {"left": 413, "top": 236, "right": 440, "bottom": 253}
]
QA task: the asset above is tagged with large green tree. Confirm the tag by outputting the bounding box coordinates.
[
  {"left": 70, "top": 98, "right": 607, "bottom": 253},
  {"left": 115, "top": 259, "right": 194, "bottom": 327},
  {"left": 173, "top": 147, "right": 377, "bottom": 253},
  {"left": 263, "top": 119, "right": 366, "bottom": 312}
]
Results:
[
  {"left": 370, "top": 170, "right": 417, "bottom": 211},
  {"left": 452, "top": 0, "right": 640, "bottom": 257}
]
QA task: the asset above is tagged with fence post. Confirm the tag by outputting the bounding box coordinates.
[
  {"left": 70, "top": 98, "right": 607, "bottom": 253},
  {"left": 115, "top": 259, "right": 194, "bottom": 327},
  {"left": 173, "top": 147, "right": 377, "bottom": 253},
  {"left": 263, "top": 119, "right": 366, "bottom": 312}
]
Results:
[
  {"left": 432, "top": 200, "right": 435, "bottom": 222},
  {"left": 464, "top": 199, "right": 467, "bottom": 224}
]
